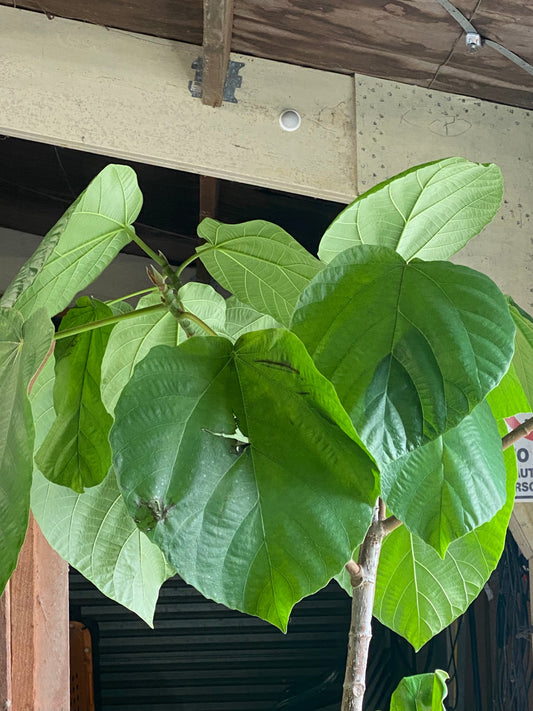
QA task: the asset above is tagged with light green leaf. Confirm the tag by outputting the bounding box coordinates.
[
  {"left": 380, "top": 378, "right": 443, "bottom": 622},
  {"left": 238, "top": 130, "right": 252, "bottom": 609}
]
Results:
[
  {"left": 0, "top": 195, "right": 82, "bottom": 309},
  {"left": 10, "top": 165, "right": 142, "bottom": 319},
  {"left": 318, "top": 158, "right": 502, "bottom": 263},
  {"left": 224, "top": 296, "right": 281, "bottom": 341},
  {"left": 30, "top": 358, "right": 174, "bottom": 626},
  {"left": 0, "top": 307, "right": 53, "bottom": 593},
  {"left": 486, "top": 363, "right": 530, "bottom": 420},
  {"left": 508, "top": 298, "right": 533, "bottom": 408},
  {"left": 35, "top": 297, "right": 114, "bottom": 492},
  {"left": 196, "top": 218, "right": 323, "bottom": 327},
  {"left": 386, "top": 670, "right": 448, "bottom": 711},
  {"left": 101, "top": 283, "right": 226, "bottom": 414},
  {"left": 375, "top": 442, "right": 516, "bottom": 650},
  {"left": 111, "top": 329, "right": 378, "bottom": 631},
  {"left": 381, "top": 401, "right": 506, "bottom": 556},
  {"left": 291, "top": 245, "right": 514, "bottom": 462}
]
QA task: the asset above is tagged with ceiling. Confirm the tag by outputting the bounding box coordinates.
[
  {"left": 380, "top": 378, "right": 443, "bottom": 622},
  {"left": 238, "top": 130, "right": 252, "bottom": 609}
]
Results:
[
  {"left": 1, "top": 0, "right": 532, "bottom": 109},
  {"left": 0, "top": 0, "right": 532, "bottom": 270}
]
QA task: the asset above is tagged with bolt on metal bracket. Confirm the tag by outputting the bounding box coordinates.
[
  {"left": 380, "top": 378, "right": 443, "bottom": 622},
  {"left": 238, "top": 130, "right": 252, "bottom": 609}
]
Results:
[{"left": 466, "top": 32, "right": 483, "bottom": 52}]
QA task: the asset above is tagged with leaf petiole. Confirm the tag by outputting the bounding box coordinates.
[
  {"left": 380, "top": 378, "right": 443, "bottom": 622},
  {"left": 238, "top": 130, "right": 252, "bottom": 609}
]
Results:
[
  {"left": 126, "top": 227, "right": 167, "bottom": 267},
  {"left": 176, "top": 252, "right": 201, "bottom": 278},
  {"left": 54, "top": 303, "right": 167, "bottom": 341},
  {"left": 105, "top": 287, "right": 158, "bottom": 306}
]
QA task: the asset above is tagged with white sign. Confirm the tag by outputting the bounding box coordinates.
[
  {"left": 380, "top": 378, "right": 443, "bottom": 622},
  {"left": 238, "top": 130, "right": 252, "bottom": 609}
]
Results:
[{"left": 505, "top": 413, "right": 533, "bottom": 502}]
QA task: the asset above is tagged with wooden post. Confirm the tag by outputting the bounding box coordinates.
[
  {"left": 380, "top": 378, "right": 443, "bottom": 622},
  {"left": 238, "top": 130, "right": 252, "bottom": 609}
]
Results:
[
  {"left": 202, "top": 0, "right": 234, "bottom": 107},
  {"left": 0, "top": 514, "right": 70, "bottom": 711}
]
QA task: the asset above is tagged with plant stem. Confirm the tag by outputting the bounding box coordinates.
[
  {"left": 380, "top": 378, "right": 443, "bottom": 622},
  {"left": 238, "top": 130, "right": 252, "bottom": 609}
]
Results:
[
  {"left": 178, "top": 310, "right": 217, "bottom": 336},
  {"left": 126, "top": 228, "right": 167, "bottom": 267},
  {"left": 53, "top": 303, "right": 167, "bottom": 340},
  {"left": 28, "top": 339, "right": 55, "bottom": 395},
  {"left": 105, "top": 287, "right": 157, "bottom": 306},
  {"left": 502, "top": 416, "right": 533, "bottom": 450},
  {"left": 176, "top": 252, "right": 201, "bottom": 278},
  {"left": 341, "top": 500, "right": 386, "bottom": 711}
]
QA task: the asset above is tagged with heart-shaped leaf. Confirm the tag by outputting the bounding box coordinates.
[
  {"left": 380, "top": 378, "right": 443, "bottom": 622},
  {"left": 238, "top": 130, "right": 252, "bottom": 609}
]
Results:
[
  {"left": 111, "top": 329, "right": 378, "bottom": 631},
  {"left": 101, "top": 283, "right": 226, "bottom": 415},
  {"left": 508, "top": 298, "right": 533, "bottom": 408},
  {"left": 30, "top": 358, "right": 174, "bottom": 626},
  {"left": 318, "top": 158, "right": 502, "bottom": 263},
  {"left": 381, "top": 401, "right": 506, "bottom": 556},
  {"left": 0, "top": 307, "right": 53, "bottom": 593},
  {"left": 374, "top": 439, "right": 516, "bottom": 650},
  {"left": 385, "top": 670, "right": 448, "bottom": 711},
  {"left": 196, "top": 219, "right": 323, "bottom": 327},
  {"left": 35, "top": 297, "right": 114, "bottom": 492},
  {"left": 291, "top": 245, "right": 514, "bottom": 461},
  {"left": 8, "top": 165, "right": 142, "bottom": 319}
]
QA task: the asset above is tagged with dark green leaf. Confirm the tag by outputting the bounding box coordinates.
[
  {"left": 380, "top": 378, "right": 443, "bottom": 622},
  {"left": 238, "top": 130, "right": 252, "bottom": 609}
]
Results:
[
  {"left": 30, "top": 358, "right": 174, "bottom": 625},
  {"left": 375, "top": 441, "right": 516, "bottom": 650},
  {"left": 508, "top": 298, "right": 533, "bottom": 408},
  {"left": 387, "top": 670, "right": 448, "bottom": 711},
  {"left": 0, "top": 307, "right": 53, "bottom": 593},
  {"left": 196, "top": 218, "right": 323, "bottom": 326},
  {"left": 291, "top": 245, "right": 514, "bottom": 462},
  {"left": 8, "top": 165, "right": 142, "bottom": 319},
  {"left": 381, "top": 401, "right": 506, "bottom": 556},
  {"left": 319, "top": 158, "right": 502, "bottom": 263},
  {"left": 111, "top": 329, "right": 378, "bottom": 631},
  {"left": 101, "top": 283, "right": 226, "bottom": 415},
  {"left": 35, "top": 297, "right": 114, "bottom": 492}
]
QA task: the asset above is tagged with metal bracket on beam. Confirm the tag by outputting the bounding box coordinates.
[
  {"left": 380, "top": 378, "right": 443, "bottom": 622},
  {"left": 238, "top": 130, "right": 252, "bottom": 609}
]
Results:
[{"left": 188, "top": 57, "right": 244, "bottom": 104}]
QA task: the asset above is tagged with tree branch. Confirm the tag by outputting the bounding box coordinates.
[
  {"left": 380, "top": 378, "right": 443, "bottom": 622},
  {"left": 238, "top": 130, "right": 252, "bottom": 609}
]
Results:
[
  {"left": 502, "top": 416, "right": 533, "bottom": 450},
  {"left": 382, "top": 515, "right": 402, "bottom": 536}
]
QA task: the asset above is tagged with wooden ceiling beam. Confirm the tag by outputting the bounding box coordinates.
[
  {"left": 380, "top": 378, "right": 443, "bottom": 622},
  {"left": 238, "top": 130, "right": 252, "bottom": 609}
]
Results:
[{"left": 202, "top": 0, "right": 234, "bottom": 107}]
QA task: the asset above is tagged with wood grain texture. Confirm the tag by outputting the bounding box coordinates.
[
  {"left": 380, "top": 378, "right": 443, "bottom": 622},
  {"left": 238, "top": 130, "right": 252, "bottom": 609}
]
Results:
[
  {"left": 0, "top": 0, "right": 203, "bottom": 43},
  {"left": 10, "top": 514, "right": 70, "bottom": 711},
  {"left": 202, "top": 0, "right": 235, "bottom": 106},
  {"left": 0, "top": 585, "right": 11, "bottom": 710},
  {"left": 3, "top": 0, "right": 530, "bottom": 108}
]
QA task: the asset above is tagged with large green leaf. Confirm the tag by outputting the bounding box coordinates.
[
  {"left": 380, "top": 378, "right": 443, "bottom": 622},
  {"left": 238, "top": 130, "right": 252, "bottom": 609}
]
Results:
[
  {"left": 374, "top": 441, "right": 516, "bottom": 650},
  {"left": 111, "top": 329, "right": 378, "bottom": 631},
  {"left": 508, "top": 298, "right": 533, "bottom": 407},
  {"left": 291, "top": 245, "right": 514, "bottom": 462},
  {"left": 30, "top": 358, "right": 174, "bottom": 626},
  {"left": 381, "top": 401, "right": 506, "bottom": 556},
  {"left": 101, "top": 283, "right": 226, "bottom": 414},
  {"left": 223, "top": 296, "right": 281, "bottom": 341},
  {"left": 9, "top": 165, "right": 142, "bottom": 319},
  {"left": 35, "top": 297, "right": 114, "bottom": 492},
  {"left": 196, "top": 218, "right": 323, "bottom": 327},
  {"left": 0, "top": 307, "right": 53, "bottom": 593},
  {"left": 318, "top": 158, "right": 502, "bottom": 263},
  {"left": 384, "top": 670, "right": 448, "bottom": 711}
]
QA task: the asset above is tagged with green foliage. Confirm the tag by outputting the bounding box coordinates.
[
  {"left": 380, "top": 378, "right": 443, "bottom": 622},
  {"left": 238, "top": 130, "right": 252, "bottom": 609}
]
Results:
[
  {"left": 2, "top": 164, "right": 142, "bottom": 319},
  {"left": 0, "top": 156, "right": 531, "bottom": 683},
  {"left": 0, "top": 307, "right": 53, "bottom": 593},
  {"left": 508, "top": 297, "right": 533, "bottom": 407},
  {"left": 111, "top": 330, "right": 378, "bottom": 630},
  {"left": 380, "top": 401, "right": 506, "bottom": 555},
  {"left": 30, "top": 359, "right": 174, "bottom": 625},
  {"left": 101, "top": 283, "right": 226, "bottom": 414},
  {"left": 291, "top": 244, "right": 514, "bottom": 462},
  {"left": 196, "top": 218, "right": 322, "bottom": 326},
  {"left": 374, "top": 442, "right": 517, "bottom": 650},
  {"left": 36, "top": 297, "right": 114, "bottom": 492},
  {"left": 318, "top": 157, "right": 502, "bottom": 263},
  {"left": 383, "top": 670, "right": 448, "bottom": 711}
]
